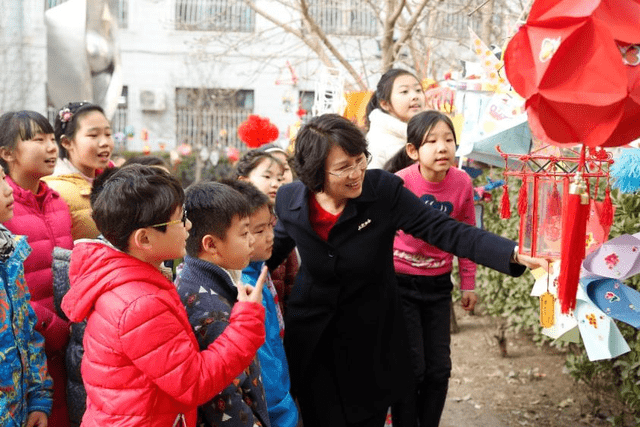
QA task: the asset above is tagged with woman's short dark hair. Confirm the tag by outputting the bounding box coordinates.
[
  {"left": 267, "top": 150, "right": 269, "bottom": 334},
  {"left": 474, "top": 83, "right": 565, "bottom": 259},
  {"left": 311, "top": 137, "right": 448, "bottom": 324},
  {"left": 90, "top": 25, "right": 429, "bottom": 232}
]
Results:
[
  {"left": 91, "top": 164, "right": 184, "bottom": 252},
  {"left": 184, "top": 182, "right": 250, "bottom": 257},
  {"left": 233, "top": 150, "right": 283, "bottom": 179},
  {"left": 54, "top": 102, "right": 106, "bottom": 159},
  {"left": 293, "top": 114, "right": 369, "bottom": 193},
  {"left": 407, "top": 110, "right": 457, "bottom": 150},
  {"left": 0, "top": 111, "right": 54, "bottom": 173},
  {"left": 365, "top": 69, "right": 418, "bottom": 130}
]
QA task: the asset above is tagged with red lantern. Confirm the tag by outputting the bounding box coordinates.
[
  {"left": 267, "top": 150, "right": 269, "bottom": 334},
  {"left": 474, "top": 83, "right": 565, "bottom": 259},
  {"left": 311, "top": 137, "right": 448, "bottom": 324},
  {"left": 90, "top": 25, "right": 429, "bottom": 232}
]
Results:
[
  {"left": 498, "top": 145, "right": 615, "bottom": 313},
  {"left": 237, "top": 115, "right": 279, "bottom": 148}
]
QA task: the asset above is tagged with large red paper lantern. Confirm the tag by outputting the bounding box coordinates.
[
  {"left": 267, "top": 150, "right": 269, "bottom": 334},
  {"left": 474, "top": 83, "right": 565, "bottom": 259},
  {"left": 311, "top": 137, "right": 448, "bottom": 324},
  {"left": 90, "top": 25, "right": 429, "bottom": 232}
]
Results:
[{"left": 237, "top": 115, "right": 279, "bottom": 148}]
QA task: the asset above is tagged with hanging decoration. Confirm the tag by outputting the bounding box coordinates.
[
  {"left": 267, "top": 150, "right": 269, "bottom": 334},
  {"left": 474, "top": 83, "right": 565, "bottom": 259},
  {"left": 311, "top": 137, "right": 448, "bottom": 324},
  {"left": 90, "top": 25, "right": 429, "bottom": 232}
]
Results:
[
  {"left": 611, "top": 148, "right": 640, "bottom": 194},
  {"left": 237, "top": 115, "right": 279, "bottom": 149},
  {"left": 532, "top": 232, "right": 640, "bottom": 361},
  {"left": 498, "top": 145, "right": 615, "bottom": 313},
  {"left": 503, "top": 0, "right": 640, "bottom": 148},
  {"left": 503, "top": 0, "right": 640, "bottom": 314}
]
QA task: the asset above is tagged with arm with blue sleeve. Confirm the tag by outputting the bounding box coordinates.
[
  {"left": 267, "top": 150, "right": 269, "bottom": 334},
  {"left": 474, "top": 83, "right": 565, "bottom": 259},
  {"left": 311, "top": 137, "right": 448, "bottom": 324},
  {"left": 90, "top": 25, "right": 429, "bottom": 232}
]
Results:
[{"left": 242, "top": 264, "right": 299, "bottom": 427}]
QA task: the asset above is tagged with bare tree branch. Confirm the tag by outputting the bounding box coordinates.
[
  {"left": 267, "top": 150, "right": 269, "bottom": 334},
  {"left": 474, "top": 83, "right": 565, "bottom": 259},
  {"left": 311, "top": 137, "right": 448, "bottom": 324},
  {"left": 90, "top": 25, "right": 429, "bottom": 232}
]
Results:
[{"left": 298, "top": 0, "right": 367, "bottom": 90}]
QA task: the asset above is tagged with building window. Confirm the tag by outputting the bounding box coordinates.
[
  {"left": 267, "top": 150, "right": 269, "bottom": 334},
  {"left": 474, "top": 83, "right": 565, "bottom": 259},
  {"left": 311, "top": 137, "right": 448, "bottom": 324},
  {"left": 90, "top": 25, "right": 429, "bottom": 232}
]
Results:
[
  {"left": 307, "top": 0, "right": 377, "bottom": 37},
  {"left": 175, "top": 88, "right": 254, "bottom": 149},
  {"left": 175, "top": 0, "right": 254, "bottom": 32},
  {"left": 46, "top": 0, "right": 128, "bottom": 29}
]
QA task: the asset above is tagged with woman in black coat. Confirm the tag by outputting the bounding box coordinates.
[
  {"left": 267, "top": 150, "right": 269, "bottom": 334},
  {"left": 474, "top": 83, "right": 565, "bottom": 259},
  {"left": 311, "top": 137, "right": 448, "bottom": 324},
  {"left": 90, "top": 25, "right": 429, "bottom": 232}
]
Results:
[{"left": 267, "top": 114, "right": 547, "bottom": 427}]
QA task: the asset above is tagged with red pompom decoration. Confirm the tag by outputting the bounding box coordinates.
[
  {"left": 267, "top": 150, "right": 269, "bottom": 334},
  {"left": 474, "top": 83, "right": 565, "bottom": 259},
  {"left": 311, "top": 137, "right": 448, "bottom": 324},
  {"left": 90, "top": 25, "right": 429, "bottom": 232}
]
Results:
[{"left": 237, "top": 115, "right": 279, "bottom": 148}]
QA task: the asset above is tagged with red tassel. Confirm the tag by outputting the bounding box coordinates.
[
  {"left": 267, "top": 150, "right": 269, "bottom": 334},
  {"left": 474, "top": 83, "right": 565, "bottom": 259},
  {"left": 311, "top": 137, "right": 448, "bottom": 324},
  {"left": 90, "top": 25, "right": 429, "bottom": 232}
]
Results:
[
  {"left": 601, "top": 187, "right": 613, "bottom": 228},
  {"left": 517, "top": 177, "right": 528, "bottom": 216},
  {"left": 547, "top": 181, "right": 562, "bottom": 217},
  {"left": 500, "top": 184, "right": 511, "bottom": 219},
  {"left": 558, "top": 191, "right": 590, "bottom": 314}
]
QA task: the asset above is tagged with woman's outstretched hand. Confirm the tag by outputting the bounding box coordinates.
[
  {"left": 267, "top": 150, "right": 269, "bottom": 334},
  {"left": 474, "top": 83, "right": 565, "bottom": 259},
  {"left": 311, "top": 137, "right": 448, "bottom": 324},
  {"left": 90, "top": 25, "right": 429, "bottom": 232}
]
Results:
[
  {"left": 515, "top": 253, "right": 551, "bottom": 272},
  {"left": 236, "top": 265, "right": 267, "bottom": 304}
]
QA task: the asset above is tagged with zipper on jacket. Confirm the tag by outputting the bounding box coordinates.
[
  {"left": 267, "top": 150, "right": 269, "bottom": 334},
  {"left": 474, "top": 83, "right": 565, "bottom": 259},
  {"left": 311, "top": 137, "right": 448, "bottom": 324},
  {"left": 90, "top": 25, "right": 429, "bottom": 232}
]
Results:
[{"left": 173, "top": 413, "right": 187, "bottom": 427}]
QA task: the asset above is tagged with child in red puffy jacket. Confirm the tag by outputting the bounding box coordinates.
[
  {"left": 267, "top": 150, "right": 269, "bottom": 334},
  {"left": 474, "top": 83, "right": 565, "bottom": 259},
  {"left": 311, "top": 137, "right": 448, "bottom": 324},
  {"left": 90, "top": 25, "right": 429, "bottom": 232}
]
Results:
[{"left": 61, "top": 165, "right": 266, "bottom": 427}]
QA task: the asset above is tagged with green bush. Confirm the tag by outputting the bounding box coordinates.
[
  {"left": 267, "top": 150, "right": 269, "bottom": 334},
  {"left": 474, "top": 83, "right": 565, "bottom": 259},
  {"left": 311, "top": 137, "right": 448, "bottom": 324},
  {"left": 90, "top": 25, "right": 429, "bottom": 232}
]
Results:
[
  {"left": 565, "top": 190, "right": 640, "bottom": 424},
  {"left": 476, "top": 171, "right": 640, "bottom": 422}
]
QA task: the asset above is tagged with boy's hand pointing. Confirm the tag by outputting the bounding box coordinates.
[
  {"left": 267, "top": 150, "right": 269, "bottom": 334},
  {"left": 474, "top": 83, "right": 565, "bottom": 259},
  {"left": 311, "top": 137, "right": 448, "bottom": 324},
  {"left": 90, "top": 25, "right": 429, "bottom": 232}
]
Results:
[{"left": 236, "top": 265, "right": 267, "bottom": 304}]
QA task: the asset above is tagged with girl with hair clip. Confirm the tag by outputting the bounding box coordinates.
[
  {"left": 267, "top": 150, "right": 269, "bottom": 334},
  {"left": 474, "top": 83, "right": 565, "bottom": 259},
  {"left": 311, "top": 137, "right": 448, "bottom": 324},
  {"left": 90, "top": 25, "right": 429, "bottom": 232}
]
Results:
[
  {"left": 43, "top": 102, "right": 114, "bottom": 241},
  {"left": 391, "top": 110, "right": 474, "bottom": 427},
  {"left": 0, "top": 110, "right": 74, "bottom": 427},
  {"left": 44, "top": 102, "right": 113, "bottom": 426},
  {"left": 366, "top": 69, "right": 455, "bottom": 170}
]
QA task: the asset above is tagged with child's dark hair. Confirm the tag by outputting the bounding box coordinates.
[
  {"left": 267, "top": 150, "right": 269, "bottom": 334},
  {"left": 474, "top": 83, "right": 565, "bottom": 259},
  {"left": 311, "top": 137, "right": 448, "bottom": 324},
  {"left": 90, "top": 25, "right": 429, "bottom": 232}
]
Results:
[
  {"left": 184, "top": 182, "right": 251, "bottom": 257},
  {"left": 219, "top": 178, "right": 271, "bottom": 215},
  {"left": 259, "top": 143, "right": 296, "bottom": 178},
  {"left": 294, "top": 114, "right": 369, "bottom": 193},
  {"left": 123, "top": 155, "right": 169, "bottom": 169},
  {"left": 365, "top": 69, "right": 419, "bottom": 130},
  {"left": 0, "top": 111, "right": 54, "bottom": 173},
  {"left": 233, "top": 150, "right": 283, "bottom": 179},
  {"left": 383, "top": 147, "right": 415, "bottom": 174},
  {"left": 407, "top": 110, "right": 457, "bottom": 150},
  {"left": 54, "top": 102, "right": 107, "bottom": 159},
  {"left": 91, "top": 164, "right": 184, "bottom": 252}
]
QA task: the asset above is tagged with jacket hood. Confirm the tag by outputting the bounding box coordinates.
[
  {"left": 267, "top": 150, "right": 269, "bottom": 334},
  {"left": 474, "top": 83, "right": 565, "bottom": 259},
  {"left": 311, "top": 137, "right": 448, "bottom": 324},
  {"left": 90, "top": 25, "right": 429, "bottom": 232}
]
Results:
[{"left": 62, "top": 240, "right": 171, "bottom": 323}]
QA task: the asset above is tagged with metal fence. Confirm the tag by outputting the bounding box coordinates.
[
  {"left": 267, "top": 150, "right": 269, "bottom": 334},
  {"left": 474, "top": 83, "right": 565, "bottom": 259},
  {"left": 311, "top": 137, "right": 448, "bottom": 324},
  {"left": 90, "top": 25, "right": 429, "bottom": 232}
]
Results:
[
  {"left": 308, "top": 0, "right": 377, "bottom": 37},
  {"left": 176, "top": 108, "right": 251, "bottom": 150},
  {"left": 175, "top": 0, "right": 254, "bottom": 32}
]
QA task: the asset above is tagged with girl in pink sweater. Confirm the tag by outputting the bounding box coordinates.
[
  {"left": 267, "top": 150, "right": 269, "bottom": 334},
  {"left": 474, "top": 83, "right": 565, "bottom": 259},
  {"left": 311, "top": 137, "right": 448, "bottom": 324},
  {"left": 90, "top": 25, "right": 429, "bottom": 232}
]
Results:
[
  {"left": 0, "top": 110, "right": 74, "bottom": 427},
  {"left": 391, "top": 110, "right": 476, "bottom": 427}
]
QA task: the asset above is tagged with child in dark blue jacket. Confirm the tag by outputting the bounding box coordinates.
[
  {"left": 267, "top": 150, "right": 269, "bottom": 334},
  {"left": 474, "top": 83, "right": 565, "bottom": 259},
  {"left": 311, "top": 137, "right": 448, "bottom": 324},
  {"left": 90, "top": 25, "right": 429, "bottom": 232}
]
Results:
[{"left": 177, "top": 181, "right": 271, "bottom": 427}]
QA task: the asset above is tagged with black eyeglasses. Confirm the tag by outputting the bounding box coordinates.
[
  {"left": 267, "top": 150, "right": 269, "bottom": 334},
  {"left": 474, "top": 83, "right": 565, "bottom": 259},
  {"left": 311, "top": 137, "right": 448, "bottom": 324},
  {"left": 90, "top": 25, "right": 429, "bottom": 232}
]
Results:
[{"left": 149, "top": 207, "right": 187, "bottom": 228}]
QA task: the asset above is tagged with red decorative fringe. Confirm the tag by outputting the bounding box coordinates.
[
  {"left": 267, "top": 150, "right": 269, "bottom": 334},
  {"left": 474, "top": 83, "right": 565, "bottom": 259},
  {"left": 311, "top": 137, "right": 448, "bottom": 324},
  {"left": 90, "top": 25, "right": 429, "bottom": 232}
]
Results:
[
  {"left": 547, "top": 181, "right": 562, "bottom": 217},
  {"left": 558, "top": 193, "right": 590, "bottom": 314},
  {"left": 601, "top": 187, "right": 614, "bottom": 228},
  {"left": 500, "top": 184, "right": 511, "bottom": 219},
  {"left": 517, "top": 177, "right": 528, "bottom": 216}
]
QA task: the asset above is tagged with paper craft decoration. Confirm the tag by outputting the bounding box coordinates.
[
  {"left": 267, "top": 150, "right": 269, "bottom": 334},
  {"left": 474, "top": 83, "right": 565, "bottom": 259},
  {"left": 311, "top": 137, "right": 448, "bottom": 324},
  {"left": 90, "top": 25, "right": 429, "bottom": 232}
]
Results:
[
  {"left": 504, "top": 0, "right": 640, "bottom": 148},
  {"left": 468, "top": 27, "right": 506, "bottom": 90},
  {"left": 532, "top": 265, "right": 632, "bottom": 360},
  {"left": 504, "top": 0, "right": 640, "bottom": 312},
  {"left": 574, "top": 281, "right": 631, "bottom": 361},
  {"left": 582, "top": 232, "right": 640, "bottom": 280},
  {"left": 584, "top": 277, "right": 640, "bottom": 328}
]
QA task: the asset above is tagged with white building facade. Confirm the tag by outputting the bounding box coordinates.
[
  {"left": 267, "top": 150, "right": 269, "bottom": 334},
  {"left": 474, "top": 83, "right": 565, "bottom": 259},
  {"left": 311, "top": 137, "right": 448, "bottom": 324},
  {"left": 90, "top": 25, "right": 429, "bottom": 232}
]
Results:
[{"left": 1, "top": 0, "right": 490, "bottom": 153}]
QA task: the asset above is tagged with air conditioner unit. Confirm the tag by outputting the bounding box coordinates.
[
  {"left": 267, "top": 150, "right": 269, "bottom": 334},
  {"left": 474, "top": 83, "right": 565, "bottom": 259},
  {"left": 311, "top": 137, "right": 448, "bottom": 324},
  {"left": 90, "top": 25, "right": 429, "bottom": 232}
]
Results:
[{"left": 139, "top": 89, "right": 166, "bottom": 111}]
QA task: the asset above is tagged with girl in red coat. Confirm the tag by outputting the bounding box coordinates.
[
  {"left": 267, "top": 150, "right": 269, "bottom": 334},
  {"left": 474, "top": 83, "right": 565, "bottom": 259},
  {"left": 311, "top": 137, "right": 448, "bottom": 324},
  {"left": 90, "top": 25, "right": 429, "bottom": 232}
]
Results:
[{"left": 0, "top": 110, "right": 74, "bottom": 427}]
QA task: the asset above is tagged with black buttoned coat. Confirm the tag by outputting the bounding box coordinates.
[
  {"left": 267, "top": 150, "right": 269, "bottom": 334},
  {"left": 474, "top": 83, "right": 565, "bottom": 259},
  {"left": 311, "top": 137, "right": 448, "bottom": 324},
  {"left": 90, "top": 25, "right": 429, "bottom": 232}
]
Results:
[{"left": 267, "top": 169, "right": 525, "bottom": 421}]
